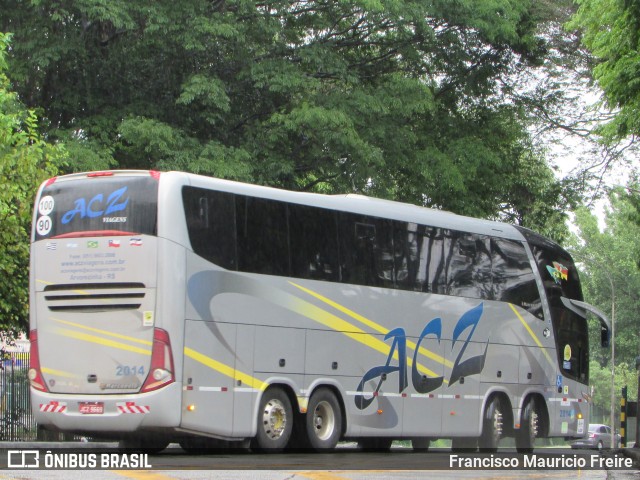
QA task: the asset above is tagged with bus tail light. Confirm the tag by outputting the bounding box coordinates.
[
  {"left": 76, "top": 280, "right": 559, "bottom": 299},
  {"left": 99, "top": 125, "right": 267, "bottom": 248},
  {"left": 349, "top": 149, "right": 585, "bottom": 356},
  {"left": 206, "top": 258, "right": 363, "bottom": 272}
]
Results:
[
  {"left": 28, "top": 330, "right": 48, "bottom": 392},
  {"left": 141, "top": 328, "right": 175, "bottom": 393}
]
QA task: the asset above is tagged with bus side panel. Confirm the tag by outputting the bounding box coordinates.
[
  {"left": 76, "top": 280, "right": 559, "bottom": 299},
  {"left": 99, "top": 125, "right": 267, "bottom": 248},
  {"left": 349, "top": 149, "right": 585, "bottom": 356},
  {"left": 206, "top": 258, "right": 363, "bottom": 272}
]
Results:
[
  {"left": 181, "top": 319, "right": 238, "bottom": 437},
  {"left": 401, "top": 332, "right": 444, "bottom": 438},
  {"left": 440, "top": 341, "right": 482, "bottom": 437},
  {"left": 233, "top": 324, "right": 257, "bottom": 437},
  {"left": 517, "top": 344, "right": 558, "bottom": 432}
]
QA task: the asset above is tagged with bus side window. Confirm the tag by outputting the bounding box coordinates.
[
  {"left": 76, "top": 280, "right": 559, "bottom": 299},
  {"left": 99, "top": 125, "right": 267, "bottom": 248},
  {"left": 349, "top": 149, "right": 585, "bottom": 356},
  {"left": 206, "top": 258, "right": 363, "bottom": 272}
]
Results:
[
  {"left": 492, "top": 238, "right": 542, "bottom": 318},
  {"left": 393, "top": 222, "right": 420, "bottom": 291},
  {"left": 289, "top": 204, "right": 339, "bottom": 281},
  {"left": 418, "top": 227, "right": 446, "bottom": 294},
  {"left": 182, "top": 187, "right": 237, "bottom": 270},
  {"left": 447, "top": 234, "right": 491, "bottom": 299},
  {"left": 236, "top": 196, "right": 290, "bottom": 276}
]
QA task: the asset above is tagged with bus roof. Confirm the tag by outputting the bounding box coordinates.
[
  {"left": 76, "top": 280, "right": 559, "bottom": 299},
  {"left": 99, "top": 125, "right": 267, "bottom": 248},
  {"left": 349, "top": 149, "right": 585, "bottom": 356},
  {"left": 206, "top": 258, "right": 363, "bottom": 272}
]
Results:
[
  {"left": 175, "top": 171, "right": 525, "bottom": 241},
  {"left": 43, "top": 170, "right": 526, "bottom": 241}
]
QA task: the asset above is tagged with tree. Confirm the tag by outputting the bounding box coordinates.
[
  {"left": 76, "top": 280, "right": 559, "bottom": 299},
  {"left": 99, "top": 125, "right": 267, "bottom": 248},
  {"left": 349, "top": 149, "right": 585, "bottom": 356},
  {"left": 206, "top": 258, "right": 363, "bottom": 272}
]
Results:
[
  {"left": 568, "top": 0, "right": 640, "bottom": 142},
  {"left": 0, "top": 33, "right": 65, "bottom": 333},
  {"left": 1, "top": 0, "right": 571, "bottom": 237},
  {"left": 567, "top": 187, "right": 640, "bottom": 369}
]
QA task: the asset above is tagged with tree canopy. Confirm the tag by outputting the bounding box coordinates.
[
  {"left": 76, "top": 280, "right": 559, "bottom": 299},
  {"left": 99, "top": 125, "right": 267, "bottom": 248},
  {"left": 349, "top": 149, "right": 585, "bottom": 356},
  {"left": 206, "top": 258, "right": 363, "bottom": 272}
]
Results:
[
  {"left": 569, "top": 0, "right": 640, "bottom": 142},
  {"left": 0, "top": 32, "right": 64, "bottom": 333},
  {"left": 1, "top": 0, "right": 572, "bottom": 237}
]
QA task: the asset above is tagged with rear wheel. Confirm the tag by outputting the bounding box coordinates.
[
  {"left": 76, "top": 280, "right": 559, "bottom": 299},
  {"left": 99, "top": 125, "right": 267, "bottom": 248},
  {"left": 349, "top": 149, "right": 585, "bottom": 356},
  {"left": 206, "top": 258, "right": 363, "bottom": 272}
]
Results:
[
  {"left": 516, "top": 397, "right": 540, "bottom": 453},
  {"left": 479, "top": 396, "right": 504, "bottom": 452},
  {"left": 252, "top": 387, "right": 293, "bottom": 452},
  {"left": 306, "top": 388, "right": 342, "bottom": 451}
]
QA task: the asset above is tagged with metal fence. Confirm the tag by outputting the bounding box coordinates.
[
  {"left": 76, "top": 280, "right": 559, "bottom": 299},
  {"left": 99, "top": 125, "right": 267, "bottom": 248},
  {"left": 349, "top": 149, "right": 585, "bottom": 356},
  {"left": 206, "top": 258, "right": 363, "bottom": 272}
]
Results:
[{"left": 0, "top": 351, "right": 36, "bottom": 441}]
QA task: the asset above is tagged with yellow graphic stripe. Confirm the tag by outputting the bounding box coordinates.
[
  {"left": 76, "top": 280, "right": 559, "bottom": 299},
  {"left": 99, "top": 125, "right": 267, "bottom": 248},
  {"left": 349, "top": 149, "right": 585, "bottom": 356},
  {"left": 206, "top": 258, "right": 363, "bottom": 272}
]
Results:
[
  {"left": 41, "top": 367, "right": 78, "bottom": 378},
  {"left": 53, "top": 318, "right": 152, "bottom": 346},
  {"left": 37, "top": 279, "right": 91, "bottom": 296},
  {"left": 508, "top": 303, "right": 554, "bottom": 366},
  {"left": 289, "top": 281, "right": 453, "bottom": 370},
  {"left": 54, "top": 328, "right": 151, "bottom": 356},
  {"left": 184, "top": 347, "right": 268, "bottom": 391},
  {"left": 288, "top": 295, "right": 443, "bottom": 380}
]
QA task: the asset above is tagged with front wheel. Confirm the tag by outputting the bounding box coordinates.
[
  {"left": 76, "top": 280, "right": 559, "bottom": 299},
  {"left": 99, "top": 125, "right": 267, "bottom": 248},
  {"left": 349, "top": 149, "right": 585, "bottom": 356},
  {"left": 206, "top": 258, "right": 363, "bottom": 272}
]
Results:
[
  {"left": 516, "top": 397, "right": 540, "bottom": 453},
  {"left": 252, "top": 387, "right": 294, "bottom": 452},
  {"left": 479, "top": 396, "right": 504, "bottom": 452},
  {"left": 306, "top": 388, "right": 342, "bottom": 451}
]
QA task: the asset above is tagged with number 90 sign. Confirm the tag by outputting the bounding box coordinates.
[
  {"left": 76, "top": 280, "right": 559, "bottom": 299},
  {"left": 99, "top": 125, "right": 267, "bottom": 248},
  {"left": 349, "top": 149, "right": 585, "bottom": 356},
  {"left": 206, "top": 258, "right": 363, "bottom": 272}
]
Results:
[{"left": 36, "top": 195, "right": 54, "bottom": 236}]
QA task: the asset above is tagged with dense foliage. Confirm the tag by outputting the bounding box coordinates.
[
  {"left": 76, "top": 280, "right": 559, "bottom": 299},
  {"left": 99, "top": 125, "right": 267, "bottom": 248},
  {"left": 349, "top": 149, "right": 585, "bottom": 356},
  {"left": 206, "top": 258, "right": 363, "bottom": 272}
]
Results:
[
  {"left": 0, "top": 33, "right": 64, "bottom": 333},
  {"left": 568, "top": 189, "right": 640, "bottom": 404},
  {"left": 569, "top": 0, "right": 640, "bottom": 142},
  {"left": 1, "top": 0, "right": 572, "bottom": 235}
]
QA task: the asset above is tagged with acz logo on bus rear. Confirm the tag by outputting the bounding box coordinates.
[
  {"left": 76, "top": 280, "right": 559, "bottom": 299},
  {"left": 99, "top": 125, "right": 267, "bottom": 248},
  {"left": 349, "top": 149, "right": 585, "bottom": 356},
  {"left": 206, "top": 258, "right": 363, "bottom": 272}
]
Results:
[
  {"left": 355, "top": 303, "right": 487, "bottom": 409},
  {"left": 62, "top": 187, "right": 129, "bottom": 224}
]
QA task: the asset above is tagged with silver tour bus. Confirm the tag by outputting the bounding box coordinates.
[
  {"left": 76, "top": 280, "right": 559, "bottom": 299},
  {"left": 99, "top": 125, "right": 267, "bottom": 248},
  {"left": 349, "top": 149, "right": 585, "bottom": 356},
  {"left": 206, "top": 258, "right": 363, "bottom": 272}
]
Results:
[{"left": 29, "top": 170, "right": 610, "bottom": 452}]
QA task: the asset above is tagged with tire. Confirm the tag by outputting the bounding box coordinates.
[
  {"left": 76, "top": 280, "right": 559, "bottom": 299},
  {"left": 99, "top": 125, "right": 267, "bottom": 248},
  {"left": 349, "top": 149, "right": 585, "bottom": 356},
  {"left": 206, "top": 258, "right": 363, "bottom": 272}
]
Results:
[
  {"left": 479, "top": 396, "right": 504, "bottom": 452},
  {"left": 451, "top": 437, "right": 478, "bottom": 452},
  {"left": 305, "top": 388, "right": 342, "bottom": 451},
  {"left": 411, "top": 438, "right": 430, "bottom": 452},
  {"left": 252, "top": 387, "right": 294, "bottom": 452},
  {"left": 516, "top": 397, "right": 540, "bottom": 453},
  {"left": 357, "top": 437, "right": 393, "bottom": 451}
]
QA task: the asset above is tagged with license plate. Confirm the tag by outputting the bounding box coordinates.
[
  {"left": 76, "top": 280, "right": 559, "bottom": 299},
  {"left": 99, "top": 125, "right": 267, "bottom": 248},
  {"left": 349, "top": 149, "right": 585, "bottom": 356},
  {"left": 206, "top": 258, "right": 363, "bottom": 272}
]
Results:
[{"left": 79, "top": 402, "right": 104, "bottom": 414}]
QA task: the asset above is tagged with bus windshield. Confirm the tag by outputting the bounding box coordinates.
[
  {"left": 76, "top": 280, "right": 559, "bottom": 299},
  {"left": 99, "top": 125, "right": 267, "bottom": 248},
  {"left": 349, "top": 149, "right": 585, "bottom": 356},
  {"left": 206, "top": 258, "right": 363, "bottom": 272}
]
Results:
[
  {"left": 517, "top": 227, "right": 589, "bottom": 385},
  {"left": 34, "top": 174, "right": 158, "bottom": 240}
]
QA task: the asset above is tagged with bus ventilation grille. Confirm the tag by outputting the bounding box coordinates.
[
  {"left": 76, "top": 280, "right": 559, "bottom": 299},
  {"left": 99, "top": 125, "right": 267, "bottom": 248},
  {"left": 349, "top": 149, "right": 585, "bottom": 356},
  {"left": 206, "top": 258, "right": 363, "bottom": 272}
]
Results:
[{"left": 43, "top": 283, "right": 146, "bottom": 312}]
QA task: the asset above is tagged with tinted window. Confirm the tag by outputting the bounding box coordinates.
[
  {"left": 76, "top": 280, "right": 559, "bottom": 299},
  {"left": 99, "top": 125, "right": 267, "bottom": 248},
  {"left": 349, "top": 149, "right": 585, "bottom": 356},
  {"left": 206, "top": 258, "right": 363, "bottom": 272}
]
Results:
[
  {"left": 447, "top": 233, "right": 492, "bottom": 299},
  {"left": 339, "top": 214, "right": 394, "bottom": 287},
  {"left": 492, "top": 238, "right": 541, "bottom": 318},
  {"left": 181, "top": 187, "right": 549, "bottom": 316},
  {"left": 182, "top": 187, "right": 237, "bottom": 270},
  {"left": 289, "top": 205, "right": 339, "bottom": 281},
  {"left": 36, "top": 176, "right": 158, "bottom": 239},
  {"left": 236, "top": 196, "right": 289, "bottom": 276}
]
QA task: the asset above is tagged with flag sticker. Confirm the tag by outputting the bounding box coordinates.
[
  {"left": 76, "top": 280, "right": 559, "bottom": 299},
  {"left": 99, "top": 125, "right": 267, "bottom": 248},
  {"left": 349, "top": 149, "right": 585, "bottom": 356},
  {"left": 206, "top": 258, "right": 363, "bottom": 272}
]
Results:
[
  {"left": 546, "top": 261, "right": 568, "bottom": 284},
  {"left": 108, "top": 240, "right": 121, "bottom": 248},
  {"left": 87, "top": 241, "right": 98, "bottom": 249},
  {"left": 46, "top": 242, "right": 57, "bottom": 251},
  {"left": 130, "top": 237, "right": 143, "bottom": 247}
]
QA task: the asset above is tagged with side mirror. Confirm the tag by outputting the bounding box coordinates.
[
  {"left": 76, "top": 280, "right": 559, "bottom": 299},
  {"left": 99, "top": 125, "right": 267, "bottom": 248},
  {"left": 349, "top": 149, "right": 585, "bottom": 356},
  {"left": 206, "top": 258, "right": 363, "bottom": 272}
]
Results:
[{"left": 601, "top": 326, "right": 610, "bottom": 348}]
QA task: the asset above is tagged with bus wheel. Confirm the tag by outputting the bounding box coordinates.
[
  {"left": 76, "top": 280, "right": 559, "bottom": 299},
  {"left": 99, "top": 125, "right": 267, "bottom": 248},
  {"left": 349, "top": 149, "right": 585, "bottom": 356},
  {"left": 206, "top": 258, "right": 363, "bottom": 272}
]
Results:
[
  {"left": 306, "top": 388, "right": 342, "bottom": 451},
  {"left": 479, "top": 396, "right": 504, "bottom": 452},
  {"left": 253, "top": 388, "right": 293, "bottom": 452},
  {"left": 516, "top": 397, "right": 539, "bottom": 453}
]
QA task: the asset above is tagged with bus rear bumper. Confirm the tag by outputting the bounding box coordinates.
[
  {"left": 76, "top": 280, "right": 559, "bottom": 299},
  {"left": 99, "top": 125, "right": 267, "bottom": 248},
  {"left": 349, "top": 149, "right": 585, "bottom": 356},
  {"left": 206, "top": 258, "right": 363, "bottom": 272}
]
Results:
[{"left": 30, "top": 383, "right": 182, "bottom": 434}]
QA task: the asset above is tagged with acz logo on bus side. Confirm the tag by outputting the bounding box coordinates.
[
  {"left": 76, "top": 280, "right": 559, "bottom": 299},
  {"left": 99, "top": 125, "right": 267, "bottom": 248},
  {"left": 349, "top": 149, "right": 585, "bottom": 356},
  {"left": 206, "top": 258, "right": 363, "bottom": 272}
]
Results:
[
  {"left": 355, "top": 303, "right": 487, "bottom": 409},
  {"left": 61, "top": 187, "right": 129, "bottom": 224}
]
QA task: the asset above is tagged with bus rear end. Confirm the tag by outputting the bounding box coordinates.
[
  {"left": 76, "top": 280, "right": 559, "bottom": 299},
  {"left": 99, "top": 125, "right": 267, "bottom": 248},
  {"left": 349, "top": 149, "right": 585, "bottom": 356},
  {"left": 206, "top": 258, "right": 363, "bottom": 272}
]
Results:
[{"left": 29, "top": 171, "right": 180, "bottom": 439}]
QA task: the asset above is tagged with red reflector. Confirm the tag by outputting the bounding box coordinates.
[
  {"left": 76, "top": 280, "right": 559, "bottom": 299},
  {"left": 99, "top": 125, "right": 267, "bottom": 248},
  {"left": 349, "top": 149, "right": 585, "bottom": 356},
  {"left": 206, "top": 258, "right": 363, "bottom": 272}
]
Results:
[
  {"left": 141, "top": 328, "right": 175, "bottom": 393},
  {"left": 149, "top": 170, "right": 161, "bottom": 181},
  {"left": 28, "top": 330, "right": 48, "bottom": 392},
  {"left": 87, "top": 171, "right": 114, "bottom": 177},
  {"left": 44, "top": 177, "right": 57, "bottom": 187}
]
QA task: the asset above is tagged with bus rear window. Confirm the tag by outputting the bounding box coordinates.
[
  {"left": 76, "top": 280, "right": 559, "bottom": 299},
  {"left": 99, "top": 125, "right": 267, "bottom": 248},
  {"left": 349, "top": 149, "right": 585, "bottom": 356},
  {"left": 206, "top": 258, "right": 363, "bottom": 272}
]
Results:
[{"left": 34, "top": 176, "right": 158, "bottom": 239}]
